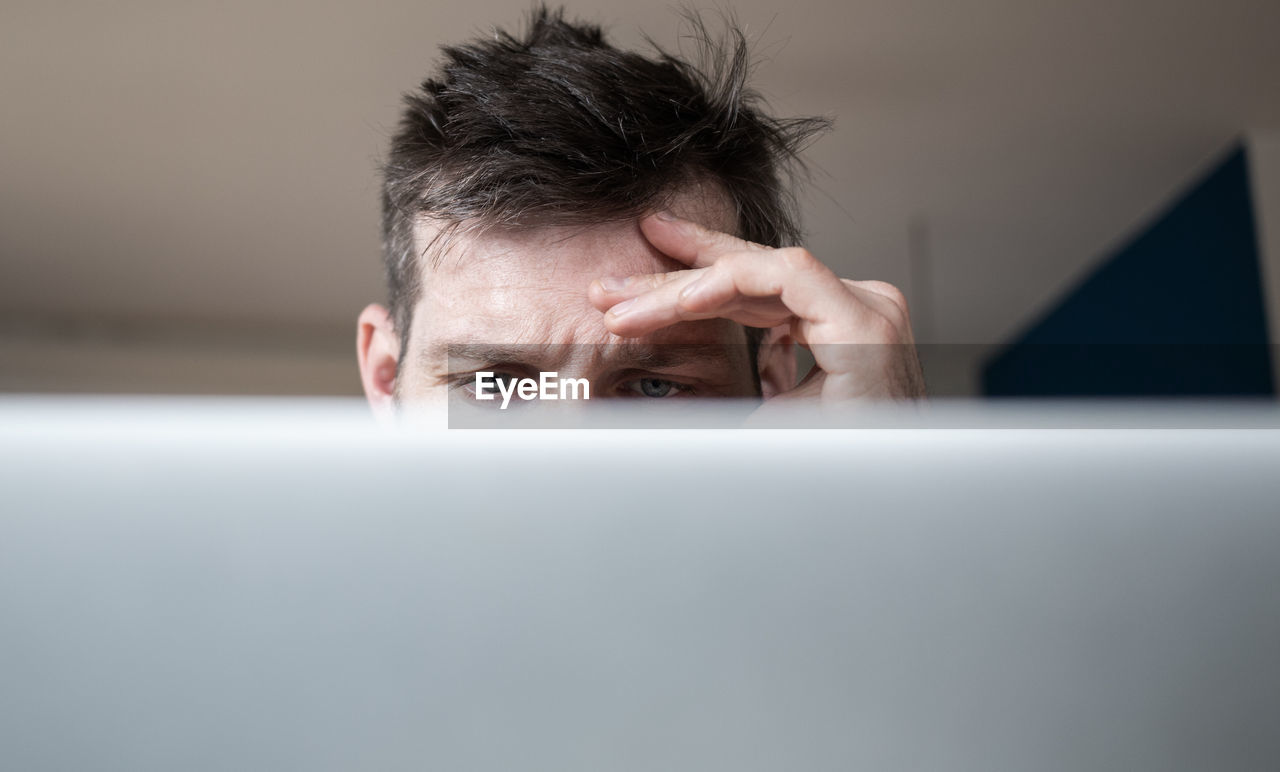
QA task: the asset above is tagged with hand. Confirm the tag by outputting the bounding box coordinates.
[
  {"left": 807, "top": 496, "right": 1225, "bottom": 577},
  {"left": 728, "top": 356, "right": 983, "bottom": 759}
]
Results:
[{"left": 588, "top": 212, "right": 926, "bottom": 405}]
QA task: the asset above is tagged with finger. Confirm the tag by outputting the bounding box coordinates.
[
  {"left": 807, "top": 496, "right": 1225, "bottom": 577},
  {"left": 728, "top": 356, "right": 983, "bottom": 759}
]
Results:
[
  {"left": 844, "top": 284, "right": 905, "bottom": 328},
  {"left": 683, "top": 248, "right": 870, "bottom": 340},
  {"left": 639, "top": 212, "right": 767, "bottom": 269},
  {"left": 605, "top": 247, "right": 866, "bottom": 340},
  {"left": 843, "top": 280, "right": 914, "bottom": 344},
  {"left": 601, "top": 268, "right": 751, "bottom": 336},
  {"left": 587, "top": 271, "right": 691, "bottom": 311},
  {"left": 844, "top": 279, "right": 910, "bottom": 319}
]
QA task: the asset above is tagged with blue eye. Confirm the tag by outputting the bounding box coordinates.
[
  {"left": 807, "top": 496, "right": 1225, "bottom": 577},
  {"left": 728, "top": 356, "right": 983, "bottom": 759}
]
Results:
[
  {"left": 641, "top": 378, "right": 671, "bottom": 397},
  {"left": 627, "top": 377, "right": 689, "bottom": 398}
]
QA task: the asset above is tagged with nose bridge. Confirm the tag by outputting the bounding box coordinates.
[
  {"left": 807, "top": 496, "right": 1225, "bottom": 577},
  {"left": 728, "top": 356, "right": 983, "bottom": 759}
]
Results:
[
  {"left": 544, "top": 304, "right": 622, "bottom": 356},
  {"left": 546, "top": 342, "right": 607, "bottom": 397},
  {"left": 529, "top": 340, "right": 633, "bottom": 407}
]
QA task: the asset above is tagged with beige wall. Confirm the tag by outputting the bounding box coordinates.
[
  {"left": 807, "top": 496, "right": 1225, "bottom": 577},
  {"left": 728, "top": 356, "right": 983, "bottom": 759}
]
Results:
[
  {"left": 3, "top": 0, "right": 1278, "bottom": 395},
  {"left": 0, "top": 317, "right": 359, "bottom": 395}
]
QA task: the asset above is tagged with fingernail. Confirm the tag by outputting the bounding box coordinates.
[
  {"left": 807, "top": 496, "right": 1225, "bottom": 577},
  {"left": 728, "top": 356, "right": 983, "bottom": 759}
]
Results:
[
  {"left": 598, "top": 275, "right": 628, "bottom": 292},
  {"left": 607, "top": 297, "right": 638, "bottom": 318},
  {"left": 655, "top": 210, "right": 678, "bottom": 221}
]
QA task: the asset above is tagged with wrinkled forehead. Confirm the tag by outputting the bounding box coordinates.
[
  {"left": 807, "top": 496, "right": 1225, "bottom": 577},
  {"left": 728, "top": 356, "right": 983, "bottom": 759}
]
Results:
[
  {"left": 426, "top": 218, "right": 674, "bottom": 287},
  {"left": 410, "top": 189, "right": 739, "bottom": 347},
  {"left": 417, "top": 185, "right": 735, "bottom": 276}
]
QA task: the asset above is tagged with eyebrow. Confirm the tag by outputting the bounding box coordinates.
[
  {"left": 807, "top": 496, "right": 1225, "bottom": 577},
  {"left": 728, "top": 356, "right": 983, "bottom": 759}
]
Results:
[
  {"left": 612, "top": 343, "right": 741, "bottom": 369},
  {"left": 437, "top": 342, "right": 742, "bottom": 370},
  {"left": 441, "top": 343, "right": 557, "bottom": 367}
]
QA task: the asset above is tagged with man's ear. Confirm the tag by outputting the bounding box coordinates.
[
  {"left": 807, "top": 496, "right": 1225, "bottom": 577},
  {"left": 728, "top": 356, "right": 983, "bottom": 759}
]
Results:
[
  {"left": 357, "top": 303, "right": 400, "bottom": 419},
  {"left": 756, "top": 325, "right": 796, "bottom": 399}
]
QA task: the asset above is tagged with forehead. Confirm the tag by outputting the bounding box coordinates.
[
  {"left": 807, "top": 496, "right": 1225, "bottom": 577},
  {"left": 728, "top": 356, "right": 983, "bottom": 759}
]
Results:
[{"left": 410, "top": 196, "right": 740, "bottom": 349}]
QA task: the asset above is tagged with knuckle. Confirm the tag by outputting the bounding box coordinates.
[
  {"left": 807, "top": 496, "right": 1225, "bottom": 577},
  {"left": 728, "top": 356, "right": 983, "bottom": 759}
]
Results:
[
  {"left": 653, "top": 273, "right": 683, "bottom": 290},
  {"left": 674, "top": 288, "right": 698, "bottom": 312},
  {"left": 865, "top": 280, "right": 908, "bottom": 309},
  {"left": 853, "top": 280, "right": 911, "bottom": 329},
  {"left": 711, "top": 230, "right": 742, "bottom": 250},
  {"left": 778, "top": 247, "right": 824, "bottom": 274},
  {"left": 674, "top": 292, "right": 707, "bottom": 320},
  {"left": 865, "top": 313, "right": 900, "bottom": 342},
  {"left": 706, "top": 255, "right": 739, "bottom": 280},
  {"left": 674, "top": 304, "right": 700, "bottom": 321}
]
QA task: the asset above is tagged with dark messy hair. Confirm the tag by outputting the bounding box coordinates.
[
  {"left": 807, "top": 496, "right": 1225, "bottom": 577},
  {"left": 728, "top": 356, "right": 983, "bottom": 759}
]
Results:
[{"left": 380, "top": 5, "right": 830, "bottom": 350}]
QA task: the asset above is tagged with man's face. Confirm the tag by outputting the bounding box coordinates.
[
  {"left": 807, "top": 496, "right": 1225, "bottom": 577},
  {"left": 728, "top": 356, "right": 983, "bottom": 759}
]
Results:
[{"left": 391, "top": 200, "right": 760, "bottom": 413}]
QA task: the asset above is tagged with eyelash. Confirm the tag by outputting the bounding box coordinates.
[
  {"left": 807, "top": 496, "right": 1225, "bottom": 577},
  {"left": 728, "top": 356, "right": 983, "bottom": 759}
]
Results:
[
  {"left": 449, "top": 370, "right": 521, "bottom": 395},
  {"left": 618, "top": 377, "right": 695, "bottom": 398}
]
